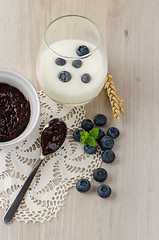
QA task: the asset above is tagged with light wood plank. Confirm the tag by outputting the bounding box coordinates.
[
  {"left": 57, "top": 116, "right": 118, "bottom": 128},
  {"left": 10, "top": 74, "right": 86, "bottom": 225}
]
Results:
[{"left": 0, "top": 0, "right": 159, "bottom": 239}]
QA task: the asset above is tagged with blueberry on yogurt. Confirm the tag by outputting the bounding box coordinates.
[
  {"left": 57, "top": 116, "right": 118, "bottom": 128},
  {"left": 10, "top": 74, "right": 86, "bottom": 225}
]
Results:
[
  {"left": 72, "top": 60, "right": 82, "bottom": 68},
  {"left": 58, "top": 71, "right": 71, "bottom": 82},
  {"left": 76, "top": 45, "right": 89, "bottom": 56},
  {"left": 55, "top": 58, "right": 66, "bottom": 66},
  {"left": 81, "top": 73, "right": 91, "bottom": 83}
]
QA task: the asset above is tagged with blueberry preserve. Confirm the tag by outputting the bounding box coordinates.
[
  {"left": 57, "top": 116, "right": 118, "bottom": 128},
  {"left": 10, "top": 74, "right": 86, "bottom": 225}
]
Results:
[
  {"left": 0, "top": 83, "right": 31, "bottom": 142},
  {"left": 41, "top": 118, "right": 67, "bottom": 156}
]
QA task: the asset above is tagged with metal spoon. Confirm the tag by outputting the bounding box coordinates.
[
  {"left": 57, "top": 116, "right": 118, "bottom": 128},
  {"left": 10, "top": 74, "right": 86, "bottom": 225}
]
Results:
[{"left": 3, "top": 118, "right": 67, "bottom": 223}]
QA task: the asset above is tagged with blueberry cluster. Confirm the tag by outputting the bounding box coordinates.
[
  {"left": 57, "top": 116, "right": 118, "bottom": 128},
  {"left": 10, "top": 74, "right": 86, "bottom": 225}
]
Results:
[
  {"left": 73, "top": 114, "right": 120, "bottom": 162},
  {"left": 76, "top": 168, "right": 111, "bottom": 198},
  {"left": 73, "top": 113, "right": 120, "bottom": 198},
  {"left": 55, "top": 45, "right": 91, "bottom": 83}
]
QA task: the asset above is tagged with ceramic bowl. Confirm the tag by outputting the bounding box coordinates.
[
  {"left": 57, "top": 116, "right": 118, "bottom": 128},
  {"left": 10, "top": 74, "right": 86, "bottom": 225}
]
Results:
[{"left": 0, "top": 68, "right": 40, "bottom": 147}]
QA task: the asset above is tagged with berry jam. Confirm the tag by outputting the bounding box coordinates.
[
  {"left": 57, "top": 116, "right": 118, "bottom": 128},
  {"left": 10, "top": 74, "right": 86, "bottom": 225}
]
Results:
[
  {"left": 0, "top": 83, "right": 31, "bottom": 142},
  {"left": 41, "top": 118, "right": 67, "bottom": 156}
]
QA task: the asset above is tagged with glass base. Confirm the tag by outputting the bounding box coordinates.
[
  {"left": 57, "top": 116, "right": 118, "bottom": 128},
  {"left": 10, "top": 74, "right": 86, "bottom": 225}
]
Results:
[{"left": 42, "top": 89, "right": 95, "bottom": 107}]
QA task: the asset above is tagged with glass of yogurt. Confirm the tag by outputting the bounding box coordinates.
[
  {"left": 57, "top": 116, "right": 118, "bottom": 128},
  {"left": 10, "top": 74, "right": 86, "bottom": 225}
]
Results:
[{"left": 36, "top": 15, "right": 108, "bottom": 106}]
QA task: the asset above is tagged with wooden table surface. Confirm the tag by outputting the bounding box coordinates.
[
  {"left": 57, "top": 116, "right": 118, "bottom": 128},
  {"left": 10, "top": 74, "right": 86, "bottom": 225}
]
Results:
[{"left": 0, "top": 0, "right": 159, "bottom": 239}]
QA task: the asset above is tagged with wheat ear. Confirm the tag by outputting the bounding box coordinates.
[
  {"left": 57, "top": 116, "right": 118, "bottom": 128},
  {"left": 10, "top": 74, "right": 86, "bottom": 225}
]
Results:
[{"left": 104, "top": 73, "right": 124, "bottom": 120}]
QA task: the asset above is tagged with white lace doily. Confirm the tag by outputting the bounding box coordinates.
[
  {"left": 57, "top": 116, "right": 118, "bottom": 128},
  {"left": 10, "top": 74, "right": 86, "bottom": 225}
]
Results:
[{"left": 0, "top": 91, "right": 102, "bottom": 223}]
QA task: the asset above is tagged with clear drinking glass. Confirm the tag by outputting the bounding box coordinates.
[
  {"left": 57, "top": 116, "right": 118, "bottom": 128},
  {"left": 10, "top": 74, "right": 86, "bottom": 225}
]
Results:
[{"left": 36, "top": 15, "right": 108, "bottom": 106}]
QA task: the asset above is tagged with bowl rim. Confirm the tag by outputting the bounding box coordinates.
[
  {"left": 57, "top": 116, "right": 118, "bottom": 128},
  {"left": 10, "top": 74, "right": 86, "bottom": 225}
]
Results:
[{"left": 0, "top": 68, "right": 40, "bottom": 147}]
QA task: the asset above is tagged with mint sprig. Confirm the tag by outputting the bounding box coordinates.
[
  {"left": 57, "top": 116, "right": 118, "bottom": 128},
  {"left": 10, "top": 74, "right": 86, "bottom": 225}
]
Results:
[
  {"left": 80, "top": 128, "right": 99, "bottom": 147},
  {"left": 89, "top": 128, "right": 99, "bottom": 140},
  {"left": 80, "top": 131, "right": 89, "bottom": 143}
]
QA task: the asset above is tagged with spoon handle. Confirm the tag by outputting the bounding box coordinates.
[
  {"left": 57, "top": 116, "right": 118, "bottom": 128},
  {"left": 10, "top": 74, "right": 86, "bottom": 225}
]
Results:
[{"left": 3, "top": 159, "right": 42, "bottom": 223}]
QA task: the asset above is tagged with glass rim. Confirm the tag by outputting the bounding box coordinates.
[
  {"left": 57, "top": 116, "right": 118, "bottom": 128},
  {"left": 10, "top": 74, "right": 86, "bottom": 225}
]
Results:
[{"left": 43, "top": 14, "right": 102, "bottom": 59}]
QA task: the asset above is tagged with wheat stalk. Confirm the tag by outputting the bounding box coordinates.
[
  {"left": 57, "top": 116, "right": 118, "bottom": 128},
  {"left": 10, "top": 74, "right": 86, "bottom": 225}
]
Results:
[{"left": 104, "top": 73, "right": 124, "bottom": 120}]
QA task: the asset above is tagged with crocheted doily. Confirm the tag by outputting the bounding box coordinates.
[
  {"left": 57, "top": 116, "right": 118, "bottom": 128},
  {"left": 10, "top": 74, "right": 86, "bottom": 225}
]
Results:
[{"left": 0, "top": 91, "right": 101, "bottom": 223}]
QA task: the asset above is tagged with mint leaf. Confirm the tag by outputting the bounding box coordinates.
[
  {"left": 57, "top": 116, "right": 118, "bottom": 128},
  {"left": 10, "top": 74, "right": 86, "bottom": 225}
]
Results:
[
  {"left": 79, "top": 129, "right": 99, "bottom": 146},
  {"left": 80, "top": 136, "right": 86, "bottom": 143},
  {"left": 80, "top": 131, "right": 88, "bottom": 137},
  {"left": 86, "top": 136, "right": 96, "bottom": 147},
  {"left": 80, "top": 131, "right": 89, "bottom": 143},
  {"left": 89, "top": 128, "right": 99, "bottom": 140}
]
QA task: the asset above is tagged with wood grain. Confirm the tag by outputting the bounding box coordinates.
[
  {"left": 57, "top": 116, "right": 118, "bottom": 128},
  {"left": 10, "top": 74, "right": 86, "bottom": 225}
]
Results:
[{"left": 0, "top": 0, "right": 159, "bottom": 239}]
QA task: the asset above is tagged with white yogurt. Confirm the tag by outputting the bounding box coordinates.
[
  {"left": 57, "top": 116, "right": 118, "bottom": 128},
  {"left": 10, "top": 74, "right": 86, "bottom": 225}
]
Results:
[{"left": 37, "top": 39, "right": 107, "bottom": 105}]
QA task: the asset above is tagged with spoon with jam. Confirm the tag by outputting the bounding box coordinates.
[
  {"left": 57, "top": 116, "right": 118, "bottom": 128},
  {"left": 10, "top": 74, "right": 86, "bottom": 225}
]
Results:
[{"left": 3, "top": 118, "right": 67, "bottom": 223}]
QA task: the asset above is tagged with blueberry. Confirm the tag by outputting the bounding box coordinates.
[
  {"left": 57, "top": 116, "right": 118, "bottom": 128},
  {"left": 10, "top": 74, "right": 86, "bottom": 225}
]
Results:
[
  {"left": 81, "top": 119, "right": 94, "bottom": 131},
  {"left": 94, "top": 114, "right": 107, "bottom": 126},
  {"left": 73, "top": 129, "right": 84, "bottom": 141},
  {"left": 84, "top": 143, "right": 97, "bottom": 154},
  {"left": 101, "top": 150, "right": 115, "bottom": 163},
  {"left": 97, "top": 184, "right": 111, "bottom": 198},
  {"left": 76, "top": 45, "right": 89, "bottom": 56},
  {"left": 99, "top": 136, "right": 114, "bottom": 150},
  {"left": 107, "top": 127, "right": 120, "bottom": 139},
  {"left": 58, "top": 71, "right": 71, "bottom": 82},
  {"left": 76, "top": 179, "right": 91, "bottom": 193},
  {"left": 81, "top": 73, "right": 91, "bottom": 83},
  {"left": 55, "top": 58, "right": 66, "bottom": 66},
  {"left": 93, "top": 168, "right": 107, "bottom": 182},
  {"left": 72, "top": 60, "right": 82, "bottom": 68},
  {"left": 96, "top": 129, "right": 105, "bottom": 142}
]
